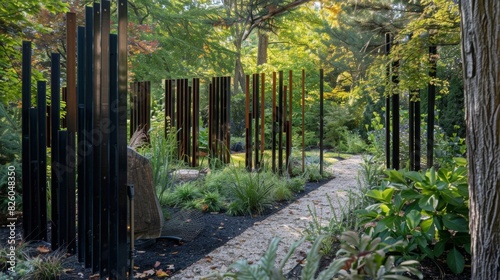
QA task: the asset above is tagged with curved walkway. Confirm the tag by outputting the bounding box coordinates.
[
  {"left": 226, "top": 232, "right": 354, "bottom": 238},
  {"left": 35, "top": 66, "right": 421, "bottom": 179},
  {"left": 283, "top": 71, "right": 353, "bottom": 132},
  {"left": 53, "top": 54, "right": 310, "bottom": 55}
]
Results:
[{"left": 170, "top": 155, "right": 363, "bottom": 279}]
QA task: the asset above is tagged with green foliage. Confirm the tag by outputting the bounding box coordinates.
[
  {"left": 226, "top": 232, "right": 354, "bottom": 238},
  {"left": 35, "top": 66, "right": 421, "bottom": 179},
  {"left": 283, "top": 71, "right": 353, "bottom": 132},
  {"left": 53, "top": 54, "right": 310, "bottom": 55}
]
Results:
[
  {"left": 0, "top": 243, "right": 65, "bottom": 280},
  {"left": 205, "top": 236, "right": 347, "bottom": 280},
  {"left": 139, "top": 121, "right": 180, "bottom": 199},
  {"left": 335, "top": 231, "right": 423, "bottom": 280},
  {"left": 0, "top": 104, "right": 22, "bottom": 210},
  {"left": 0, "top": 1, "right": 68, "bottom": 105},
  {"left": 304, "top": 193, "right": 362, "bottom": 256},
  {"left": 357, "top": 155, "right": 385, "bottom": 192},
  {"left": 357, "top": 160, "right": 470, "bottom": 274},
  {"left": 272, "top": 183, "right": 293, "bottom": 202},
  {"left": 206, "top": 232, "right": 422, "bottom": 280},
  {"left": 226, "top": 170, "right": 275, "bottom": 216},
  {"left": 434, "top": 128, "right": 466, "bottom": 168},
  {"left": 169, "top": 183, "right": 203, "bottom": 208},
  {"left": 200, "top": 191, "right": 224, "bottom": 212}
]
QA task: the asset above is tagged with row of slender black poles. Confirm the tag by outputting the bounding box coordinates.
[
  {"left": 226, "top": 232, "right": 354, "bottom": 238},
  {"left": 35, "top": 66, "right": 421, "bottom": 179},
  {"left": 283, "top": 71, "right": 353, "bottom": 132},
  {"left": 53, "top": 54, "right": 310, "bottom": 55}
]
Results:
[
  {"left": 22, "top": 1, "right": 129, "bottom": 278},
  {"left": 385, "top": 33, "right": 437, "bottom": 171}
]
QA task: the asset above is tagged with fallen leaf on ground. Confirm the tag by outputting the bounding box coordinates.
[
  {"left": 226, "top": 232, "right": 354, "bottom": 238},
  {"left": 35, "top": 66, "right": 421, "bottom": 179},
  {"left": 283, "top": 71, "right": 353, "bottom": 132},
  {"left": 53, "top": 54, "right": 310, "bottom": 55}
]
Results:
[
  {"left": 156, "top": 269, "right": 169, "bottom": 278},
  {"left": 154, "top": 261, "right": 161, "bottom": 268},
  {"left": 37, "top": 245, "right": 50, "bottom": 253}
]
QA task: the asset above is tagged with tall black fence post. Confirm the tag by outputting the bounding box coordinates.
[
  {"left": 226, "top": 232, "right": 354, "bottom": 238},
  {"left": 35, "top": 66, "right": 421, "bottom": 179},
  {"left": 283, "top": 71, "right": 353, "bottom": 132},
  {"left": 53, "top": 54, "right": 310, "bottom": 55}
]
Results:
[
  {"left": 319, "top": 69, "right": 324, "bottom": 176},
  {"left": 50, "top": 52, "right": 61, "bottom": 249},
  {"left": 385, "top": 33, "right": 392, "bottom": 169},
  {"left": 21, "top": 41, "right": 33, "bottom": 241}
]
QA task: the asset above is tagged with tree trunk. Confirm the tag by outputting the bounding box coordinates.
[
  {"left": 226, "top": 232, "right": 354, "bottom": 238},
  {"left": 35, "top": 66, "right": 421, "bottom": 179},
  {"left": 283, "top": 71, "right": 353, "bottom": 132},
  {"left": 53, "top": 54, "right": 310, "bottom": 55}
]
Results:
[
  {"left": 257, "top": 30, "right": 269, "bottom": 65},
  {"left": 460, "top": 1, "right": 500, "bottom": 279}
]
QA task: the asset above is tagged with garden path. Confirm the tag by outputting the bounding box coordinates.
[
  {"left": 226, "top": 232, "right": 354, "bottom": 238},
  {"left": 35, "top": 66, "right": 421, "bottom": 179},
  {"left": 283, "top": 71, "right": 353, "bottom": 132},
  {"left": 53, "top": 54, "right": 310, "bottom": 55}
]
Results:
[{"left": 170, "top": 155, "right": 363, "bottom": 279}]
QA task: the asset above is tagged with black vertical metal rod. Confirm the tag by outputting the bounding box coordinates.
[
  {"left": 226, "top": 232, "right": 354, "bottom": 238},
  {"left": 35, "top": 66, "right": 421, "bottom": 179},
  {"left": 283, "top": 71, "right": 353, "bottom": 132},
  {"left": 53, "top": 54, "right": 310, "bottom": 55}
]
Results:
[
  {"left": 283, "top": 85, "right": 288, "bottom": 172},
  {"left": 91, "top": 2, "right": 101, "bottom": 272},
  {"left": 391, "top": 59, "right": 400, "bottom": 170},
  {"left": 37, "top": 81, "right": 48, "bottom": 242},
  {"left": 84, "top": 6, "right": 94, "bottom": 267},
  {"left": 108, "top": 32, "right": 120, "bottom": 278},
  {"left": 21, "top": 41, "right": 33, "bottom": 241},
  {"left": 271, "top": 72, "right": 277, "bottom": 173},
  {"left": 176, "top": 79, "right": 182, "bottom": 159},
  {"left": 218, "top": 77, "right": 224, "bottom": 161},
  {"left": 215, "top": 77, "right": 221, "bottom": 161},
  {"left": 287, "top": 70, "right": 293, "bottom": 176},
  {"left": 260, "top": 73, "right": 265, "bottom": 160},
  {"left": 66, "top": 11, "right": 78, "bottom": 255},
  {"left": 165, "top": 79, "right": 170, "bottom": 130},
  {"left": 192, "top": 78, "right": 199, "bottom": 167},
  {"left": 28, "top": 108, "right": 39, "bottom": 240},
  {"left": 99, "top": 1, "right": 111, "bottom": 274},
  {"left": 225, "top": 76, "right": 231, "bottom": 164},
  {"left": 222, "top": 77, "right": 228, "bottom": 163},
  {"left": 146, "top": 81, "right": 151, "bottom": 135},
  {"left": 76, "top": 25, "right": 86, "bottom": 263},
  {"left": 130, "top": 83, "right": 135, "bottom": 136},
  {"left": 254, "top": 74, "right": 259, "bottom": 169},
  {"left": 57, "top": 130, "right": 68, "bottom": 250},
  {"left": 385, "top": 33, "right": 391, "bottom": 169},
  {"left": 245, "top": 75, "right": 251, "bottom": 170},
  {"left": 415, "top": 94, "right": 421, "bottom": 171},
  {"left": 50, "top": 52, "right": 61, "bottom": 250},
  {"left": 319, "top": 69, "right": 324, "bottom": 176},
  {"left": 186, "top": 81, "right": 191, "bottom": 164},
  {"left": 66, "top": 12, "right": 77, "bottom": 132},
  {"left": 301, "top": 69, "right": 305, "bottom": 173},
  {"left": 427, "top": 46, "right": 437, "bottom": 169},
  {"left": 117, "top": 0, "right": 129, "bottom": 276},
  {"left": 208, "top": 81, "right": 213, "bottom": 162},
  {"left": 409, "top": 92, "right": 415, "bottom": 171},
  {"left": 278, "top": 71, "right": 284, "bottom": 175}
]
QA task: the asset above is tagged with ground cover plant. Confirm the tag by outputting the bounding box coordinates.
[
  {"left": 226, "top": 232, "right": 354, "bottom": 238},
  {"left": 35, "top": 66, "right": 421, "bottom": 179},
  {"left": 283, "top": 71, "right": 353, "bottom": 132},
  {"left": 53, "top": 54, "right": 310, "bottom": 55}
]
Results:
[{"left": 357, "top": 158, "right": 470, "bottom": 274}]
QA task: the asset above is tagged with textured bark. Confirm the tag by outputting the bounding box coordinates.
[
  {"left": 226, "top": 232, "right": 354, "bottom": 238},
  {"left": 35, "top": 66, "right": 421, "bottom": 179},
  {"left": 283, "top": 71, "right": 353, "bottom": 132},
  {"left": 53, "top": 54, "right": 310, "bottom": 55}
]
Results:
[
  {"left": 460, "top": 1, "right": 500, "bottom": 278},
  {"left": 257, "top": 31, "right": 269, "bottom": 65}
]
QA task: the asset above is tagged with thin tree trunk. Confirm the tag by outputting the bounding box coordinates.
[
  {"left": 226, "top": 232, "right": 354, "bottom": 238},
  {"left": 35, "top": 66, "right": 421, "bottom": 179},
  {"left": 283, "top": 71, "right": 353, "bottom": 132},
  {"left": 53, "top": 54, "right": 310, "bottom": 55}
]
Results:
[
  {"left": 460, "top": 1, "right": 500, "bottom": 279},
  {"left": 257, "top": 30, "right": 269, "bottom": 65},
  {"left": 233, "top": 52, "right": 245, "bottom": 94}
]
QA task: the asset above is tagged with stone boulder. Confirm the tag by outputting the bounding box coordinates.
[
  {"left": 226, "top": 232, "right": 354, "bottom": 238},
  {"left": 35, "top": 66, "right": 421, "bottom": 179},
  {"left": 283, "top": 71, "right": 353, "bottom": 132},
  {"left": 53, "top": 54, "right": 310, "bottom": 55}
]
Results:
[{"left": 127, "top": 147, "right": 164, "bottom": 239}]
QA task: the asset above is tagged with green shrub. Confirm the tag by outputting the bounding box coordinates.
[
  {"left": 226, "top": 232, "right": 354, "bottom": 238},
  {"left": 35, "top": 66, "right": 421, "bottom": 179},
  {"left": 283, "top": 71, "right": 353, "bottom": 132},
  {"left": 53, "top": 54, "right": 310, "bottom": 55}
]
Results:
[
  {"left": 357, "top": 158, "right": 469, "bottom": 274},
  {"left": 273, "top": 183, "right": 294, "bottom": 201},
  {"left": 287, "top": 176, "right": 306, "bottom": 193},
  {"left": 226, "top": 171, "right": 275, "bottom": 216},
  {"left": 205, "top": 232, "right": 422, "bottom": 280},
  {"left": 205, "top": 236, "right": 347, "bottom": 280},
  {"left": 0, "top": 243, "right": 65, "bottom": 280},
  {"left": 171, "top": 183, "right": 202, "bottom": 207},
  {"left": 139, "top": 121, "right": 180, "bottom": 199},
  {"left": 200, "top": 191, "right": 224, "bottom": 212},
  {"left": 357, "top": 155, "right": 385, "bottom": 191},
  {"left": 304, "top": 192, "right": 361, "bottom": 256},
  {"left": 339, "top": 129, "right": 367, "bottom": 154},
  {"left": 335, "top": 231, "right": 423, "bottom": 279}
]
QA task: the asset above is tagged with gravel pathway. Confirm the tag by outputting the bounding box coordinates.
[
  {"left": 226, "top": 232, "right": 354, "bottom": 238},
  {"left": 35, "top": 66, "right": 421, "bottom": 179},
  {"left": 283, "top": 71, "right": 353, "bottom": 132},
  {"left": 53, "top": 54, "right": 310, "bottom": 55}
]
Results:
[{"left": 170, "top": 155, "right": 363, "bottom": 279}]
